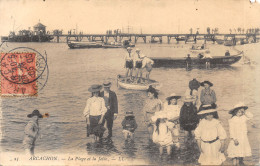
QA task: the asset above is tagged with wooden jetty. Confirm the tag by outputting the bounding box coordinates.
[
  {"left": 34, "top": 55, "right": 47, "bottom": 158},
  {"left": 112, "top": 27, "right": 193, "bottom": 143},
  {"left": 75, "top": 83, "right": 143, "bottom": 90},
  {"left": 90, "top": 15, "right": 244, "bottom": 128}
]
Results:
[{"left": 8, "top": 33, "right": 260, "bottom": 45}]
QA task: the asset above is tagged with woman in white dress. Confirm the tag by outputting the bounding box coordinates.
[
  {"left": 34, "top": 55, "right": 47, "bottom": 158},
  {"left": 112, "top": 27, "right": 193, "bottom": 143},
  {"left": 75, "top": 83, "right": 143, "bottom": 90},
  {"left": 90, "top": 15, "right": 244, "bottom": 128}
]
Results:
[
  {"left": 227, "top": 102, "right": 253, "bottom": 166},
  {"left": 195, "top": 109, "right": 227, "bottom": 165}
]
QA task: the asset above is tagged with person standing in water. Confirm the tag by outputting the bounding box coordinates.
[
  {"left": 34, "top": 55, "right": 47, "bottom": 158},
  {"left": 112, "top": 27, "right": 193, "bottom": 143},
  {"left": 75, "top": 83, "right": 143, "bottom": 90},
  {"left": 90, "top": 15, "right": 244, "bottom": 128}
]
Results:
[
  {"left": 124, "top": 47, "right": 134, "bottom": 83},
  {"left": 100, "top": 81, "right": 118, "bottom": 139},
  {"left": 23, "top": 110, "right": 49, "bottom": 156},
  {"left": 83, "top": 84, "right": 107, "bottom": 141},
  {"left": 143, "top": 86, "right": 162, "bottom": 140},
  {"left": 199, "top": 80, "right": 217, "bottom": 113}
]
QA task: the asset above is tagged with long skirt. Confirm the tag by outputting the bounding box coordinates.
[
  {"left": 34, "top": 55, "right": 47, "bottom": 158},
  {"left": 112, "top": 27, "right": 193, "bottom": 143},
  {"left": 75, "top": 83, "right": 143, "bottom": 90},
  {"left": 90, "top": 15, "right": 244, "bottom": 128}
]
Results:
[{"left": 88, "top": 115, "right": 105, "bottom": 137}]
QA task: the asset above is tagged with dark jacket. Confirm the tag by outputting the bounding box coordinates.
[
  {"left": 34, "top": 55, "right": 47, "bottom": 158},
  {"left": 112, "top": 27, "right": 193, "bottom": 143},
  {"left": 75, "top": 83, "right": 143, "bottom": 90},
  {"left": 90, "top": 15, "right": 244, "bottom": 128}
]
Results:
[
  {"left": 100, "top": 90, "right": 118, "bottom": 115},
  {"left": 121, "top": 117, "right": 138, "bottom": 132}
]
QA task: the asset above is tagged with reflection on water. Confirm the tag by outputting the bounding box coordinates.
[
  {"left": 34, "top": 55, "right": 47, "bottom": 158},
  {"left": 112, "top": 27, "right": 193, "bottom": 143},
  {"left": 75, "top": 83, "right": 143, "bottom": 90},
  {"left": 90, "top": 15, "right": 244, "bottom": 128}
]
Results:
[{"left": 0, "top": 42, "right": 260, "bottom": 164}]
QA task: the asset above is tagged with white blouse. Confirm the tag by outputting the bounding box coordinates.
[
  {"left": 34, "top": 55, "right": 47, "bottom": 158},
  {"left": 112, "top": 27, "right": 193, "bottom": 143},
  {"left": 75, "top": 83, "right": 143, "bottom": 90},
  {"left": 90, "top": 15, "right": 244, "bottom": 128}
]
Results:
[
  {"left": 83, "top": 96, "right": 107, "bottom": 117},
  {"left": 195, "top": 119, "right": 227, "bottom": 141}
]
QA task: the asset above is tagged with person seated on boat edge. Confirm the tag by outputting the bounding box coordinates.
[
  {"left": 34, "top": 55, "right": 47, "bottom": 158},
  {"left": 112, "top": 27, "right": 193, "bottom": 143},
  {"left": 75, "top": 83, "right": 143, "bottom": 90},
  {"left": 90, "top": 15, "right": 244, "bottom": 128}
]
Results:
[
  {"left": 185, "top": 54, "right": 192, "bottom": 69},
  {"left": 198, "top": 53, "right": 204, "bottom": 59},
  {"left": 133, "top": 48, "right": 144, "bottom": 84},
  {"left": 141, "top": 54, "right": 154, "bottom": 83},
  {"left": 225, "top": 50, "right": 230, "bottom": 56},
  {"left": 124, "top": 47, "right": 134, "bottom": 83}
]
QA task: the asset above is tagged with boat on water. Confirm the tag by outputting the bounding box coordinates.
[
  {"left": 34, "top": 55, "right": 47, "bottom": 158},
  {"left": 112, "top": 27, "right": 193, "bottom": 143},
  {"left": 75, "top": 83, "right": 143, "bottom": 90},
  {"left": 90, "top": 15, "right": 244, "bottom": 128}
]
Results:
[
  {"left": 150, "top": 52, "right": 243, "bottom": 68},
  {"left": 117, "top": 75, "right": 161, "bottom": 91},
  {"left": 68, "top": 41, "right": 103, "bottom": 49}
]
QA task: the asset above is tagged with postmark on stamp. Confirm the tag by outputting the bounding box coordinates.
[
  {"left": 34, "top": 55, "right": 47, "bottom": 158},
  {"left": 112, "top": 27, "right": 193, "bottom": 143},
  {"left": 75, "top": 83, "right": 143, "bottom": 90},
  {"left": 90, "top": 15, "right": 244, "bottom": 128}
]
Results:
[{"left": 0, "top": 47, "right": 49, "bottom": 97}]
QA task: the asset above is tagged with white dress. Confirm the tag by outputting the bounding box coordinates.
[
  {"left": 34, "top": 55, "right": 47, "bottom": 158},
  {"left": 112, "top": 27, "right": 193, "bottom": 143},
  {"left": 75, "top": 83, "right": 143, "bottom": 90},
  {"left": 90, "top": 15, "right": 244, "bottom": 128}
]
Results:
[
  {"left": 227, "top": 112, "right": 253, "bottom": 158},
  {"left": 163, "top": 103, "right": 180, "bottom": 137},
  {"left": 194, "top": 119, "right": 227, "bottom": 165},
  {"left": 152, "top": 121, "right": 174, "bottom": 147}
]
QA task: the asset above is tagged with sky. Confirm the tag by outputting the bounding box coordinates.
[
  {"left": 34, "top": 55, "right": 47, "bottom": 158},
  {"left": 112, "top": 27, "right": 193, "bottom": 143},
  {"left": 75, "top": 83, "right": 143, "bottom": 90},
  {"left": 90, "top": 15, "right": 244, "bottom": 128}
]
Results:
[{"left": 0, "top": 0, "right": 260, "bottom": 36}]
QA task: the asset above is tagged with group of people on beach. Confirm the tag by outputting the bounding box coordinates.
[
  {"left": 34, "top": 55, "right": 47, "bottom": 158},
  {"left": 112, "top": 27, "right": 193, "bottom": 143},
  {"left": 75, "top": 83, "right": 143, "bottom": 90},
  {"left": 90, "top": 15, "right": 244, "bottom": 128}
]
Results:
[{"left": 124, "top": 47, "right": 154, "bottom": 83}]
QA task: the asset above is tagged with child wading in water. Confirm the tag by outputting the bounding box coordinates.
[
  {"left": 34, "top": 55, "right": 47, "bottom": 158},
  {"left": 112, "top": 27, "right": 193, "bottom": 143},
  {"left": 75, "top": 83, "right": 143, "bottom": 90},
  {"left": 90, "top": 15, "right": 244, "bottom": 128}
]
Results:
[
  {"left": 227, "top": 102, "right": 254, "bottom": 166},
  {"left": 195, "top": 109, "right": 227, "bottom": 165},
  {"left": 121, "top": 111, "right": 138, "bottom": 141},
  {"left": 151, "top": 111, "right": 175, "bottom": 158}
]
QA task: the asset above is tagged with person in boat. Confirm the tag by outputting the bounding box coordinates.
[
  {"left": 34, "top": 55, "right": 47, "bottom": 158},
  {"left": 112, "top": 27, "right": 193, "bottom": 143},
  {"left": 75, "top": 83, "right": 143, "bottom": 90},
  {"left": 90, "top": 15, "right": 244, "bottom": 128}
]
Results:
[
  {"left": 141, "top": 54, "right": 154, "bottom": 83},
  {"left": 195, "top": 108, "right": 227, "bottom": 165},
  {"left": 162, "top": 93, "right": 182, "bottom": 148},
  {"left": 225, "top": 50, "right": 230, "bottom": 56},
  {"left": 83, "top": 84, "right": 107, "bottom": 141},
  {"left": 202, "top": 50, "right": 212, "bottom": 69},
  {"left": 133, "top": 48, "right": 143, "bottom": 83},
  {"left": 143, "top": 86, "right": 162, "bottom": 140},
  {"left": 185, "top": 54, "right": 192, "bottom": 69},
  {"left": 201, "top": 44, "right": 205, "bottom": 49},
  {"left": 185, "top": 78, "right": 201, "bottom": 108},
  {"left": 100, "top": 81, "right": 118, "bottom": 139},
  {"left": 124, "top": 47, "right": 134, "bottom": 83},
  {"left": 23, "top": 110, "right": 49, "bottom": 156},
  {"left": 199, "top": 81, "right": 217, "bottom": 117},
  {"left": 179, "top": 95, "right": 199, "bottom": 141},
  {"left": 198, "top": 53, "right": 204, "bottom": 59}
]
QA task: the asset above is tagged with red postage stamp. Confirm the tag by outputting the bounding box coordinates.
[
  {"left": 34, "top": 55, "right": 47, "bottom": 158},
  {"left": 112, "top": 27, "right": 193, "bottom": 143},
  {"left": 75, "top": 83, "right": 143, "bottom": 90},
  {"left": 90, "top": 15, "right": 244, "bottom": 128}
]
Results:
[{"left": 1, "top": 52, "right": 38, "bottom": 97}]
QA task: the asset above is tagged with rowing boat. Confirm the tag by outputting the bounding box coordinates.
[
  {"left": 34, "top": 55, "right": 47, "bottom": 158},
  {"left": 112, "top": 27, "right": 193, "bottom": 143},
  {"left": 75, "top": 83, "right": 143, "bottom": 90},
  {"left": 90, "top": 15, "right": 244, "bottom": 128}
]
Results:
[
  {"left": 68, "top": 41, "right": 103, "bottom": 49},
  {"left": 151, "top": 52, "right": 243, "bottom": 68},
  {"left": 117, "top": 75, "right": 161, "bottom": 91}
]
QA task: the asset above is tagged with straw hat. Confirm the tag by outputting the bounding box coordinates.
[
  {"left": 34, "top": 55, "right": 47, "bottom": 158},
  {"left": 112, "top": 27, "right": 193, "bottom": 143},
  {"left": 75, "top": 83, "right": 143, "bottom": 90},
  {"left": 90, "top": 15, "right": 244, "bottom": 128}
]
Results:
[
  {"left": 27, "top": 110, "right": 43, "bottom": 118},
  {"left": 103, "top": 81, "right": 111, "bottom": 88},
  {"left": 201, "top": 80, "right": 213, "bottom": 87},
  {"left": 127, "top": 47, "right": 132, "bottom": 50},
  {"left": 183, "top": 95, "right": 194, "bottom": 103},
  {"left": 135, "top": 48, "right": 141, "bottom": 52},
  {"left": 88, "top": 84, "right": 102, "bottom": 92},
  {"left": 197, "top": 109, "right": 217, "bottom": 115},
  {"left": 166, "top": 93, "right": 181, "bottom": 101},
  {"left": 229, "top": 102, "right": 248, "bottom": 114}
]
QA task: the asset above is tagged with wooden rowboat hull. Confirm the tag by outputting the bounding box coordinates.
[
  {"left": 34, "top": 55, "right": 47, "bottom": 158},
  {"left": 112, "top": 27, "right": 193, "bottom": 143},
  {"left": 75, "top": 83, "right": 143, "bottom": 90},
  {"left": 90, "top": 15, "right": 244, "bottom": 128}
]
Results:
[
  {"left": 151, "top": 53, "right": 242, "bottom": 68},
  {"left": 117, "top": 75, "right": 161, "bottom": 91}
]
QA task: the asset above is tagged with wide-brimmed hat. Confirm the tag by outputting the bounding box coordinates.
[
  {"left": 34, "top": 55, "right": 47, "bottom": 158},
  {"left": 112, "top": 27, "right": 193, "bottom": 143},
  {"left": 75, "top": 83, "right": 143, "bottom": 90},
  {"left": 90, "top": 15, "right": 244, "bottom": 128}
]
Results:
[
  {"left": 127, "top": 47, "right": 132, "bottom": 50},
  {"left": 27, "top": 110, "right": 43, "bottom": 118},
  {"left": 201, "top": 80, "right": 213, "bottom": 87},
  {"left": 168, "top": 116, "right": 179, "bottom": 122},
  {"left": 197, "top": 109, "right": 217, "bottom": 115},
  {"left": 166, "top": 93, "right": 181, "bottom": 101},
  {"left": 125, "top": 111, "right": 134, "bottom": 117},
  {"left": 88, "top": 84, "right": 102, "bottom": 92},
  {"left": 103, "top": 81, "right": 111, "bottom": 88},
  {"left": 189, "top": 78, "right": 200, "bottom": 90},
  {"left": 135, "top": 48, "right": 141, "bottom": 52},
  {"left": 229, "top": 102, "right": 248, "bottom": 114},
  {"left": 183, "top": 95, "right": 194, "bottom": 103},
  {"left": 140, "top": 54, "right": 147, "bottom": 58}
]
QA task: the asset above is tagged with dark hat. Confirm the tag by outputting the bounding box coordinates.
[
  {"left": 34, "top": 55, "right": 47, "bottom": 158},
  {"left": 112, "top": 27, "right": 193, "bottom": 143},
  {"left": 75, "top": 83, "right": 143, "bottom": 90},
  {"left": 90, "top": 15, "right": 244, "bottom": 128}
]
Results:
[
  {"left": 229, "top": 102, "right": 248, "bottom": 114},
  {"left": 27, "top": 110, "right": 43, "bottom": 118},
  {"left": 88, "top": 84, "right": 102, "bottom": 92},
  {"left": 166, "top": 93, "right": 181, "bottom": 101},
  {"left": 189, "top": 78, "right": 201, "bottom": 90},
  {"left": 103, "top": 81, "right": 111, "bottom": 87},
  {"left": 125, "top": 111, "right": 134, "bottom": 117},
  {"left": 201, "top": 80, "right": 213, "bottom": 87}
]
